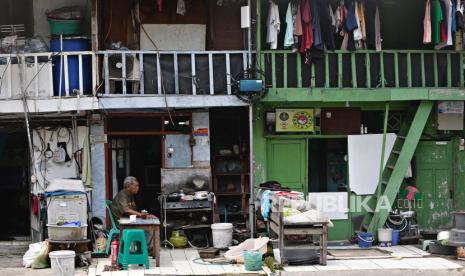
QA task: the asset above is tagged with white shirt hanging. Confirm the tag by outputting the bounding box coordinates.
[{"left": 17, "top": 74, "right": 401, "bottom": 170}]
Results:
[
  {"left": 284, "top": 3, "right": 294, "bottom": 47},
  {"left": 267, "top": 1, "right": 280, "bottom": 50},
  {"left": 177, "top": 0, "right": 187, "bottom": 16}
]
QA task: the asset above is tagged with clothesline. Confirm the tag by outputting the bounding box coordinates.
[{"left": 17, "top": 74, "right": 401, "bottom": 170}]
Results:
[
  {"left": 267, "top": 0, "right": 382, "bottom": 64},
  {"left": 423, "top": 0, "right": 465, "bottom": 50}
]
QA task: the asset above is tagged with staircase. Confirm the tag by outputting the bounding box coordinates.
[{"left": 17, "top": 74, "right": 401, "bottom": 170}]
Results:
[{"left": 366, "top": 100, "right": 434, "bottom": 235}]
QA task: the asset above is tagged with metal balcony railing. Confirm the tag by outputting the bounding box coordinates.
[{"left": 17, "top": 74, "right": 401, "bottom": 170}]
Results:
[
  {"left": 99, "top": 50, "right": 249, "bottom": 96},
  {"left": 0, "top": 51, "right": 97, "bottom": 100},
  {"left": 261, "top": 50, "right": 465, "bottom": 89}
]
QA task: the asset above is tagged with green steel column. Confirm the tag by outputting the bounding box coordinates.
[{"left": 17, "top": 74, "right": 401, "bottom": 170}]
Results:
[
  {"left": 407, "top": 53, "right": 412, "bottom": 88},
  {"left": 421, "top": 53, "right": 425, "bottom": 87},
  {"left": 434, "top": 53, "right": 438, "bottom": 87},
  {"left": 376, "top": 103, "right": 390, "bottom": 201},
  {"left": 351, "top": 53, "right": 357, "bottom": 88},
  {"left": 325, "top": 53, "right": 330, "bottom": 88},
  {"left": 271, "top": 52, "right": 276, "bottom": 89},
  {"left": 338, "top": 53, "right": 343, "bottom": 88},
  {"left": 366, "top": 53, "right": 371, "bottom": 88},
  {"left": 311, "top": 63, "right": 316, "bottom": 88},
  {"left": 461, "top": 53, "right": 464, "bottom": 87},
  {"left": 297, "top": 54, "right": 302, "bottom": 88},
  {"left": 447, "top": 53, "right": 452, "bottom": 87},
  {"left": 283, "top": 53, "right": 288, "bottom": 88},
  {"left": 380, "top": 52, "right": 385, "bottom": 88},
  {"left": 394, "top": 53, "right": 399, "bottom": 88}
]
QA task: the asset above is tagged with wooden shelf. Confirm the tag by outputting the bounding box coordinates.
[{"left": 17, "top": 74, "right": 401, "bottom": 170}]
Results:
[
  {"left": 215, "top": 172, "right": 243, "bottom": 176},
  {"left": 216, "top": 192, "right": 242, "bottom": 196}
]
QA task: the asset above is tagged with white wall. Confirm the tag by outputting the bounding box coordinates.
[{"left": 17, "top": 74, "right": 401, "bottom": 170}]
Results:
[
  {"left": 32, "top": 126, "right": 88, "bottom": 194},
  {"left": 33, "top": 0, "right": 91, "bottom": 43},
  {"left": 192, "top": 111, "right": 210, "bottom": 167}
]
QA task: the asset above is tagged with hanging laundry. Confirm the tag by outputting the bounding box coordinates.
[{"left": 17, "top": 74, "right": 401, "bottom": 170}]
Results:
[
  {"left": 374, "top": 5, "right": 382, "bottom": 51},
  {"left": 353, "top": 2, "right": 363, "bottom": 41},
  {"left": 300, "top": 0, "right": 314, "bottom": 53},
  {"left": 156, "top": 0, "right": 163, "bottom": 13},
  {"left": 295, "top": 3, "right": 303, "bottom": 36},
  {"left": 424, "top": 0, "right": 432, "bottom": 43},
  {"left": 312, "top": 0, "right": 323, "bottom": 49},
  {"left": 452, "top": 0, "right": 457, "bottom": 32},
  {"left": 457, "top": 1, "right": 464, "bottom": 30},
  {"left": 284, "top": 3, "right": 297, "bottom": 48},
  {"left": 345, "top": 1, "right": 358, "bottom": 32},
  {"left": 365, "top": 0, "right": 377, "bottom": 49},
  {"left": 431, "top": 0, "right": 443, "bottom": 44},
  {"left": 344, "top": 1, "right": 358, "bottom": 51},
  {"left": 266, "top": 1, "right": 280, "bottom": 50},
  {"left": 177, "top": 0, "right": 187, "bottom": 16},
  {"left": 357, "top": 1, "right": 366, "bottom": 40},
  {"left": 317, "top": 0, "right": 336, "bottom": 51},
  {"left": 446, "top": 0, "right": 453, "bottom": 46}
]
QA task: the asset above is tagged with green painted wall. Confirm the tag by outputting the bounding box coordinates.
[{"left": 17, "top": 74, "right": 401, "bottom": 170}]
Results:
[{"left": 253, "top": 101, "right": 465, "bottom": 239}]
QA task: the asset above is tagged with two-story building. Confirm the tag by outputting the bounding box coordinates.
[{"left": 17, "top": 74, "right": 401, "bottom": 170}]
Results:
[
  {"left": 253, "top": 0, "right": 465, "bottom": 240},
  {"left": 0, "top": 0, "right": 254, "bottom": 242}
]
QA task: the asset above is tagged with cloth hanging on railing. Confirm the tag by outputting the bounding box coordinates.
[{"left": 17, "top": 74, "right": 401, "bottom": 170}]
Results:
[
  {"left": 424, "top": 0, "right": 432, "bottom": 43},
  {"left": 284, "top": 2, "right": 299, "bottom": 48},
  {"left": 267, "top": 1, "right": 281, "bottom": 50},
  {"left": 300, "top": 0, "right": 314, "bottom": 53}
]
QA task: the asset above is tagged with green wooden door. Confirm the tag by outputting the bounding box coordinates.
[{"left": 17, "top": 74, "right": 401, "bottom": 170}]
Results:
[
  {"left": 415, "top": 141, "right": 454, "bottom": 230},
  {"left": 266, "top": 139, "right": 307, "bottom": 192}
]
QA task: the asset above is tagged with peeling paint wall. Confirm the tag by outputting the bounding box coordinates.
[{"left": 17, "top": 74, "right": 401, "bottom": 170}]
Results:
[{"left": 90, "top": 121, "right": 106, "bottom": 222}]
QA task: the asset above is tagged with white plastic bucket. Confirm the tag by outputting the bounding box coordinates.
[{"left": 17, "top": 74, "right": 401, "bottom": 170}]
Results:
[
  {"left": 211, "top": 223, "right": 233, "bottom": 249},
  {"left": 378, "top": 228, "right": 393, "bottom": 243},
  {"left": 49, "top": 250, "right": 75, "bottom": 276}
]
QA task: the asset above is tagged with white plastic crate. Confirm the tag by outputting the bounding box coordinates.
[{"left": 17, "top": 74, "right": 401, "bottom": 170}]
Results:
[{"left": 47, "top": 195, "right": 87, "bottom": 225}]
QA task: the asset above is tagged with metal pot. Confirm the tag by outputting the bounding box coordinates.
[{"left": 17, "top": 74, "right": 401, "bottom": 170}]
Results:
[{"left": 194, "top": 191, "right": 209, "bottom": 200}]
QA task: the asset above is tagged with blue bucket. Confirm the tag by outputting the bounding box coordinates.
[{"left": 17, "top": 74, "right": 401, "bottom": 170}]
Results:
[
  {"left": 50, "top": 38, "right": 91, "bottom": 96},
  {"left": 243, "top": 250, "right": 263, "bottom": 271},
  {"left": 391, "top": 230, "right": 400, "bottom": 246},
  {"left": 357, "top": 232, "right": 374, "bottom": 248}
]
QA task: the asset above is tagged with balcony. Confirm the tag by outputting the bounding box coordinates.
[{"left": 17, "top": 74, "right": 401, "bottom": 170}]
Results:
[
  {"left": 0, "top": 50, "right": 250, "bottom": 113},
  {"left": 260, "top": 50, "right": 465, "bottom": 102}
]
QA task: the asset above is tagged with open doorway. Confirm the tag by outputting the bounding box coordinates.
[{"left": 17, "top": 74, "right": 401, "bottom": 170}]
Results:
[
  {"left": 308, "top": 139, "right": 348, "bottom": 193},
  {"left": 109, "top": 136, "right": 162, "bottom": 215},
  {"left": 106, "top": 113, "right": 192, "bottom": 217},
  {"left": 0, "top": 130, "right": 30, "bottom": 240}
]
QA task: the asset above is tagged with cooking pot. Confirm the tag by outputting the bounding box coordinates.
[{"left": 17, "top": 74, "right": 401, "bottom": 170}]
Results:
[
  {"left": 194, "top": 191, "right": 209, "bottom": 200},
  {"left": 167, "top": 193, "right": 181, "bottom": 202}
]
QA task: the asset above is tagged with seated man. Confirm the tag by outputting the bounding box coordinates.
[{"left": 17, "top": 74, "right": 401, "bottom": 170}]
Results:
[{"left": 111, "top": 176, "right": 157, "bottom": 220}]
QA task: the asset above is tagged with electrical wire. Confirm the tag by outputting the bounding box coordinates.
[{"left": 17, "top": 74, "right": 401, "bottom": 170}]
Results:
[{"left": 131, "top": 4, "right": 175, "bottom": 126}]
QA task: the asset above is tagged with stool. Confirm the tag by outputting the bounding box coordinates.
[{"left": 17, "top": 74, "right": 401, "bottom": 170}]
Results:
[{"left": 118, "top": 229, "right": 149, "bottom": 269}]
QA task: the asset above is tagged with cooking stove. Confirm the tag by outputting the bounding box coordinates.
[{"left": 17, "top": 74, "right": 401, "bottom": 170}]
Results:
[{"left": 164, "top": 200, "right": 212, "bottom": 210}]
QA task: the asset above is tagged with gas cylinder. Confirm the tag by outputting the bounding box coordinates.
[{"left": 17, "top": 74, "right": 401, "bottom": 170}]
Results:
[{"left": 110, "top": 240, "right": 119, "bottom": 266}]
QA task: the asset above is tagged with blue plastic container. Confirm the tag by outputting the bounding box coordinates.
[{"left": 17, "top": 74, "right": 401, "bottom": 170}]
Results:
[
  {"left": 391, "top": 229, "right": 400, "bottom": 246},
  {"left": 357, "top": 232, "right": 374, "bottom": 248},
  {"left": 243, "top": 250, "right": 262, "bottom": 271},
  {"left": 50, "top": 38, "right": 91, "bottom": 96}
]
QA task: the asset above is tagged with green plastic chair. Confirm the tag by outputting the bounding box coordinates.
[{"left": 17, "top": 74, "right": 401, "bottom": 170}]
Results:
[
  {"left": 105, "top": 200, "right": 120, "bottom": 255},
  {"left": 118, "top": 229, "right": 150, "bottom": 269}
]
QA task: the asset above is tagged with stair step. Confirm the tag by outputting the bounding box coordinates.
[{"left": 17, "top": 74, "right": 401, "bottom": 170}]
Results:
[
  {"left": 398, "top": 135, "right": 406, "bottom": 139},
  {"left": 382, "top": 180, "right": 388, "bottom": 185},
  {"left": 392, "top": 150, "right": 401, "bottom": 155},
  {"left": 386, "top": 165, "right": 395, "bottom": 169}
]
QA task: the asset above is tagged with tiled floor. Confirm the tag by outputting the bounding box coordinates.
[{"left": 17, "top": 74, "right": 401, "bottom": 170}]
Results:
[
  {"left": 89, "top": 248, "right": 266, "bottom": 276},
  {"left": 88, "top": 247, "right": 463, "bottom": 275}
]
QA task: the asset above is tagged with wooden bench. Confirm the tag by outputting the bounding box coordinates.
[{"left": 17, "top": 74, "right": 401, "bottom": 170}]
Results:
[{"left": 268, "top": 194, "right": 328, "bottom": 266}]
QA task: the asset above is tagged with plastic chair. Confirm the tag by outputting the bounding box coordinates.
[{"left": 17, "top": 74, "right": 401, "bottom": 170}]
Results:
[
  {"left": 118, "top": 229, "right": 150, "bottom": 269},
  {"left": 105, "top": 200, "right": 120, "bottom": 255}
]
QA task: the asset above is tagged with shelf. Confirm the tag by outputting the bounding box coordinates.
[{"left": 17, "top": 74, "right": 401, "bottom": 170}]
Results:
[
  {"left": 215, "top": 192, "right": 242, "bottom": 196},
  {"left": 165, "top": 208, "right": 213, "bottom": 213},
  {"left": 214, "top": 173, "right": 243, "bottom": 176},
  {"left": 219, "top": 211, "right": 248, "bottom": 216}
]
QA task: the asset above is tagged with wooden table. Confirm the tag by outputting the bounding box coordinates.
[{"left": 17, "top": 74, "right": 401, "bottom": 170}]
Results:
[
  {"left": 268, "top": 194, "right": 328, "bottom": 266},
  {"left": 118, "top": 218, "right": 161, "bottom": 267}
]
